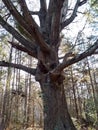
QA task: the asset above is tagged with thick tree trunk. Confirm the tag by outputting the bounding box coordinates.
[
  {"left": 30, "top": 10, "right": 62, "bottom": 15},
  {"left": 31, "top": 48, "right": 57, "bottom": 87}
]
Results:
[{"left": 39, "top": 76, "right": 76, "bottom": 130}]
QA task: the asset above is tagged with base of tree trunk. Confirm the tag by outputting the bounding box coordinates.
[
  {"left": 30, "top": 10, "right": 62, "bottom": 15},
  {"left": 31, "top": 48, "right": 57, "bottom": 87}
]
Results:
[{"left": 40, "top": 80, "right": 77, "bottom": 130}]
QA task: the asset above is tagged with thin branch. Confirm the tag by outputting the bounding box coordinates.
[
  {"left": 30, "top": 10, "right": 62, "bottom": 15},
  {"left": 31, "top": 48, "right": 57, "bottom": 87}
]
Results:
[
  {"left": 68, "top": 9, "right": 86, "bottom": 15},
  {"left": 29, "top": 11, "right": 40, "bottom": 15},
  {"left": 0, "top": 15, "right": 37, "bottom": 58},
  {"left": 78, "top": 0, "right": 87, "bottom": 6},
  {"left": 2, "top": 13, "right": 10, "bottom": 20},
  {"left": 61, "top": 0, "right": 80, "bottom": 29},
  {"left": 0, "top": 61, "right": 36, "bottom": 75},
  {"left": 61, "top": 0, "right": 87, "bottom": 30}
]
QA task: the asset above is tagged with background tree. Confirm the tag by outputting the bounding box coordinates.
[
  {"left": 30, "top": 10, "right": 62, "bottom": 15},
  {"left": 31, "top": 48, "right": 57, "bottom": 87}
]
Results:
[{"left": 0, "top": 0, "right": 98, "bottom": 130}]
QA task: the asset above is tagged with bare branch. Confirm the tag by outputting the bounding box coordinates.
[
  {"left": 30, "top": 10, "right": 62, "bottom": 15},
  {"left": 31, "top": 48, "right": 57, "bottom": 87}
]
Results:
[
  {"left": 30, "top": 11, "right": 40, "bottom": 15},
  {"left": 0, "top": 15, "right": 37, "bottom": 58},
  {"left": 39, "top": 0, "right": 47, "bottom": 31},
  {"left": 61, "top": 0, "right": 87, "bottom": 30},
  {"left": 8, "top": 41, "right": 37, "bottom": 58},
  {"left": 52, "top": 39, "right": 98, "bottom": 73},
  {"left": 2, "top": 0, "right": 51, "bottom": 52},
  {"left": 18, "top": 0, "right": 38, "bottom": 28},
  {"left": 0, "top": 61, "right": 36, "bottom": 75},
  {"left": 61, "top": 0, "right": 80, "bottom": 29},
  {"left": 78, "top": 0, "right": 87, "bottom": 6}
]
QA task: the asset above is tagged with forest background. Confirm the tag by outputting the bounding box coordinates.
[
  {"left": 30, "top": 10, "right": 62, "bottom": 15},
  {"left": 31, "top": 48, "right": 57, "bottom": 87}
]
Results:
[{"left": 0, "top": 0, "right": 98, "bottom": 130}]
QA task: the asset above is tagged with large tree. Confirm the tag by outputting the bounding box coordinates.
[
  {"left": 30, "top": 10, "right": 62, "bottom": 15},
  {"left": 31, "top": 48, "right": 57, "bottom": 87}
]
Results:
[{"left": 0, "top": 0, "right": 98, "bottom": 130}]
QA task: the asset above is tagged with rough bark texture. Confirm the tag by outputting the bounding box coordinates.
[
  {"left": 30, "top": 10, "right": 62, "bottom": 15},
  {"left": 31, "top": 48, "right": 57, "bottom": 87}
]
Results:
[{"left": 40, "top": 79, "right": 76, "bottom": 130}]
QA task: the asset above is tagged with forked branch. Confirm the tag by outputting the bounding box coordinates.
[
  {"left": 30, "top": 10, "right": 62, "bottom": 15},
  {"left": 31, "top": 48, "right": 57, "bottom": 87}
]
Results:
[
  {"left": 52, "top": 39, "right": 98, "bottom": 73},
  {"left": 2, "top": 0, "right": 51, "bottom": 52}
]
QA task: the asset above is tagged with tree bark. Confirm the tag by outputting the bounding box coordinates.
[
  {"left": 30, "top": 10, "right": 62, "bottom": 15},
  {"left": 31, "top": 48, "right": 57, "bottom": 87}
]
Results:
[
  {"left": 71, "top": 67, "right": 79, "bottom": 119},
  {"left": 39, "top": 75, "right": 76, "bottom": 130}
]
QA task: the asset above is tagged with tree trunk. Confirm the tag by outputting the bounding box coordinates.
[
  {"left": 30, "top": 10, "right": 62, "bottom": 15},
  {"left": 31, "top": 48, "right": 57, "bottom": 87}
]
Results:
[
  {"left": 71, "top": 68, "right": 79, "bottom": 119},
  {"left": 39, "top": 75, "right": 76, "bottom": 130}
]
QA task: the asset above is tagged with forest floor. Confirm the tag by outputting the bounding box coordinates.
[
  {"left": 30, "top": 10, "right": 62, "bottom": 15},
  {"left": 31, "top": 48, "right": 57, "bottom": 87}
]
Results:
[{"left": 5, "top": 120, "right": 96, "bottom": 130}]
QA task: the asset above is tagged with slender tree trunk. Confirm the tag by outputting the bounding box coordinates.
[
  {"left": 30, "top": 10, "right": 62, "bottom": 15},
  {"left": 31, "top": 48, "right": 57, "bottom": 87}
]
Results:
[
  {"left": 27, "top": 74, "right": 31, "bottom": 125},
  {"left": 39, "top": 76, "right": 76, "bottom": 130},
  {"left": 0, "top": 68, "right": 3, "bottom": 118},
  {"left": 76, "top": 85, "right": 82, "bottom": 117},
  {"left": 24, "top": 74, "right": 28, "bottom": 125},
  {"left": 71, "top": 68, "right": 79, "bottom": 119},
  {"left": 27, "top": 57, "right": 32, "bottom": 126}
]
